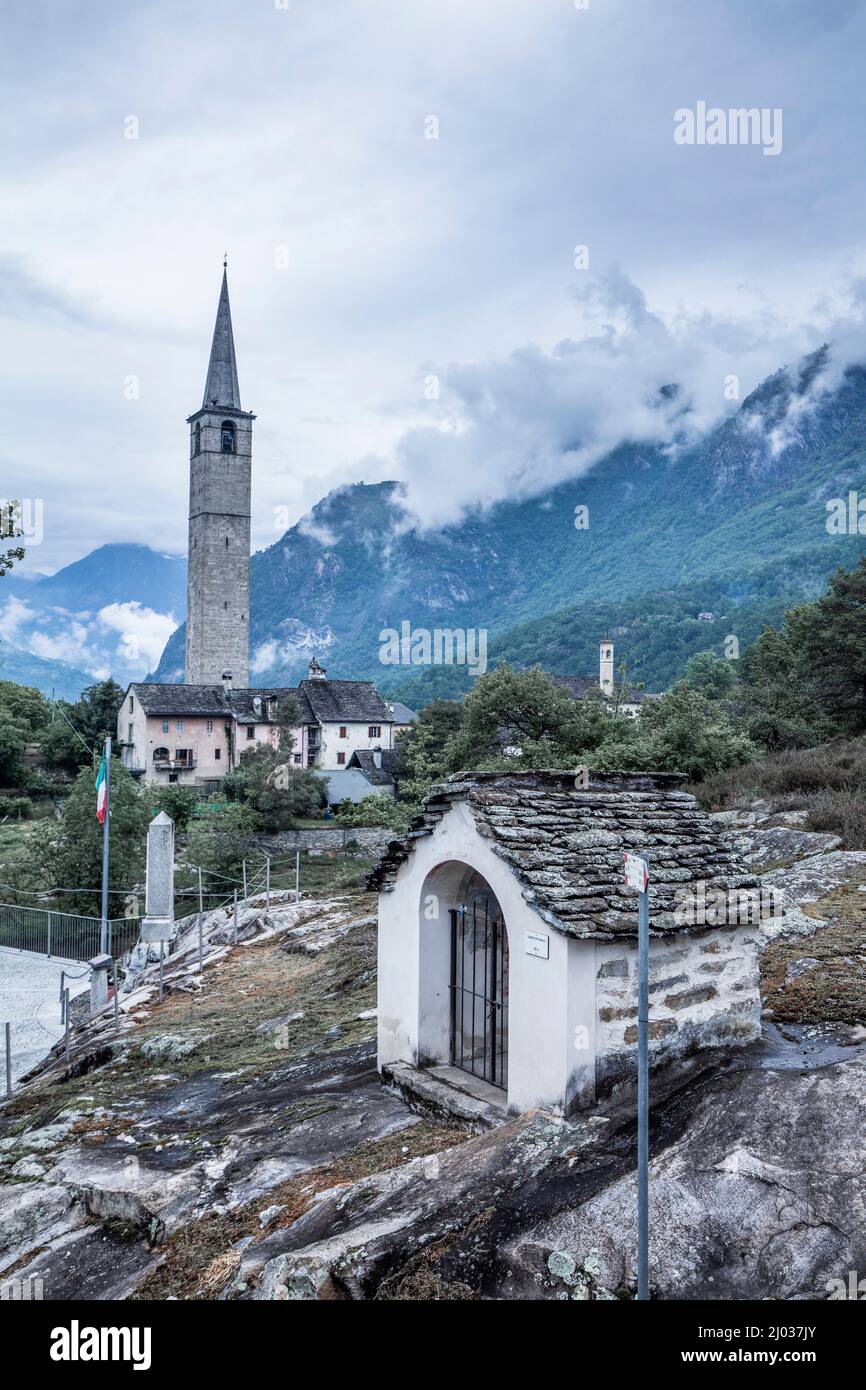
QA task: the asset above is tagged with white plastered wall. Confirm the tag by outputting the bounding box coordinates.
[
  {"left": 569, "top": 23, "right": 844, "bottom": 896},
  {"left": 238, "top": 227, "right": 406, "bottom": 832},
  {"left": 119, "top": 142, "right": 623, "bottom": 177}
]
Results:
[{"left": 377, "top": 800, "right": 597, "bottom": 1115}]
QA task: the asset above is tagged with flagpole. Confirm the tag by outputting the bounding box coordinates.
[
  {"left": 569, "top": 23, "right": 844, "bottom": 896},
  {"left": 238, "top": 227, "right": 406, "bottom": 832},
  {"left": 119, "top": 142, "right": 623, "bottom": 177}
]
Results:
[{"left": 100, "top": 735, "right": 111, "bottom": 954}]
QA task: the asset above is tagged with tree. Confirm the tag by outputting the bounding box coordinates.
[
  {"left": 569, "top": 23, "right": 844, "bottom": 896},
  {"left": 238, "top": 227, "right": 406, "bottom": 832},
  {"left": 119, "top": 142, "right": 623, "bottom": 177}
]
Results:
[
  {"left": 392, "top": 700, "right": 466, "bottom": 802},
  {"left": 149, "top": 784, "right": 200, "bottom": 831},
  {"left": 0, "top": 682, "right": 50, "bottom": 783},
  {"left": 184, "top": 802, "right": 262, "bottom": 884},
  {"left": 223, "top": 742, "right": 326, "bottom": 831},
  {"left": 634, "top": 682, "right": 757, "bottom": 780},
  {"left": 35, "top": 757, "right": 150, "bottom": 917},
  {"left": 791, "top": 559, "right": 866, "bottom": 734},
  {"left": 443, "top": 665, "right": 602, "bottom": 772},
  {"left": 0, "top": 501, "right": 26, "bottom": 577},
  {"left": 37, "top": 680, "right": 127, "bottom": 775},
  {"left": 740, "top": 624, "right": 826, "bottom": 752},
  {"left": 334, "top": 794, "right": 412, "bottom": 832},
  {"left": 681, "top": 650, "right": 737, "bottom": 701}
]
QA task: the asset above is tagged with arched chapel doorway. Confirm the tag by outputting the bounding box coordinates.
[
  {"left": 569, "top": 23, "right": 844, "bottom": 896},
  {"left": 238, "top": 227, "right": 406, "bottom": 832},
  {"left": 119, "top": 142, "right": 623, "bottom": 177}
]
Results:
[{"left": 449, "top": 876, "right": 509, "bottom": 1089}]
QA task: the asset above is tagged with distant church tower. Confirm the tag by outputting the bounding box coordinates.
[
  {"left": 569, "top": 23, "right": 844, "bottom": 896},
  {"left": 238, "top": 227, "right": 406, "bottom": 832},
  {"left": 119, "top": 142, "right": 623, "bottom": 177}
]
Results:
[
  {"left": 599, "top": 634, "right": 614, "bottom": 696},
  {"left": 184, "top": 266, "right": 254, "bottom": 687}
]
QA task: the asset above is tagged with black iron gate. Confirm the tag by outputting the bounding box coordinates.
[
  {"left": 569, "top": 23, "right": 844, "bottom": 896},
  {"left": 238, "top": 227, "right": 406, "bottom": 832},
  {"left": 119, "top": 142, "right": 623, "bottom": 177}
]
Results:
[{"left": 449, "top": 896, "right": 509, "bottom": 1089}]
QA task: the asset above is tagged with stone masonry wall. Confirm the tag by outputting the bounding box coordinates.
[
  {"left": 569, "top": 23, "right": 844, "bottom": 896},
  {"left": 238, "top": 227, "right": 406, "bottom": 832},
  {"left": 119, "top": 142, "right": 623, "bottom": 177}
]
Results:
[
  {"left": 594, "top": 924, "right": 762, "bottom": 1094},
  {"left": 257, "top": 826, "right": 395, "bottom": 856}
]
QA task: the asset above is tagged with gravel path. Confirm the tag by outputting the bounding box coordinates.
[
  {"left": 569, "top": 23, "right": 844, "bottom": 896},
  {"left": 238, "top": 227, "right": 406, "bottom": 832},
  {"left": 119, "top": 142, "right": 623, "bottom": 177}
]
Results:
[{"left": 0, "top": 947, "right": 91, "bottom": 1084}]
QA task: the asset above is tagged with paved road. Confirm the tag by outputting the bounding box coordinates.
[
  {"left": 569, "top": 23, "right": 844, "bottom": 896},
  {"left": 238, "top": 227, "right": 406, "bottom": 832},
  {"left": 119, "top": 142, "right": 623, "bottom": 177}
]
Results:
[{"left": 0, "top": 947, "right": 91, "bottom": 1085}]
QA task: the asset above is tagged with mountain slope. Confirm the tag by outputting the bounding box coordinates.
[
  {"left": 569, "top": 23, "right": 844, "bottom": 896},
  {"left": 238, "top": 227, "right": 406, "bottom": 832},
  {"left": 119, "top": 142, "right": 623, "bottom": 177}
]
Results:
[
  {"left": 1, "top": 545, "right": 186, "bottom": 697},
  {"left": 154, "top": 352, "right": 866, "bottom": 692}
]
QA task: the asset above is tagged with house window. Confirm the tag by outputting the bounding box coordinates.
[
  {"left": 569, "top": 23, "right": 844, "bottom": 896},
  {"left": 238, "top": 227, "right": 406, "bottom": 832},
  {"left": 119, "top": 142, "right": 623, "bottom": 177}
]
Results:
[
  {"left": 194, "top": 422, "right": 201, "bottom": 455},
  {"left": 337, "top": 752, "right": 346, "bottom": 766},
  {"left": 177, "top": 720, "right": 184, "bottom": 733},
  {"left": 169, "top": 773, "right": 179, "bottom": 784},
  {"left": 293, "top": 753, "right": 301, "bottom": 765},
  {"left": 162, "top": 721, "right": 169, "bottom": 734},
  {"left": 246, "top": 726, "right": 256, "bottom": 740},
  {"left": 339, "top": 726, "right": 347, "bottom": 738},
  {"left": 221, "top": 420, "right": 236, "bottom": 454},
  {"left": 128, "top": 723, "right": 133, "bottom": 743},
  {"left": 129, "top": 696, "right": 134, "bottom": 712},
  {"left": 215, "top": 748, "right": 221, "bottom": 761},
  {"left": 153, "top": 747, "right": 169, "bottom": 762},
  {"left": 368, "top": 725, "right": 381, "bottom": 738},
  {"left": 206, "top": 720, "right": 213, "bottom": 734}
]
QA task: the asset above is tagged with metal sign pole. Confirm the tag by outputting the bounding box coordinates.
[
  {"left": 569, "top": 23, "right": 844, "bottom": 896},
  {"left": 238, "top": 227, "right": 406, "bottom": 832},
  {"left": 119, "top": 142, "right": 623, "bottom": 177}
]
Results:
[
  {"left": 265, "top": 857, "right": 271, "bottom": 910},
  {"left": 4, "top": 1022, "right": 11, "bottom": 1098},
  {"left": 295, "top": 850, "right": 300, "bottom": 903},
  {"left": 637, "top": 873, "right": 650, "bottom": 1301}
]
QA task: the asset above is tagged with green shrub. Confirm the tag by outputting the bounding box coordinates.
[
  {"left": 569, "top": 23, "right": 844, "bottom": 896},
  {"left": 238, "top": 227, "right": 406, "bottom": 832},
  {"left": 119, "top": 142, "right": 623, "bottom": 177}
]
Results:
[
  {"left": 0, "top": 795, "right": 32, "bottom": 819},
  {"left": 149, "top": 784, "right": 200, "bottom": 831},
  {"left": 334, "top": 794, "right": 412, "bottom": 833}
]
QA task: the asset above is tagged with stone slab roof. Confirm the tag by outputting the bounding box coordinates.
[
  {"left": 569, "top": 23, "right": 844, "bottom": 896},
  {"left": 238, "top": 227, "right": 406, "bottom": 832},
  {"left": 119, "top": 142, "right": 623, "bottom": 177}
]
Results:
[
  {"left": 348, "top": 748, "right": 398, "bottom": 786},
  {"left": 369, "top": 769, "right": 766, "bottom": 940},
  {"left": 388, "top": 701, "right": 419, "bottom": 724},
  {"left": 551, "top": 676, "right": 658, "bottom": 705},
  {"left": 130, "top": 681, "right": 388, "bottom": 728},
  {"left": 133, "top": 684, "right": 232, "bottom": 717},
  {"left": 300, "top": 678, "right": 392, "bottom": 725}
]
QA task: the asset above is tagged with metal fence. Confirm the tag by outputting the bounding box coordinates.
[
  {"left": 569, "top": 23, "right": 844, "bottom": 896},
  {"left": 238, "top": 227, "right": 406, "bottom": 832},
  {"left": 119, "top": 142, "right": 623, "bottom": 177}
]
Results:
[{"left": 0, "top": 903, "right": 140, "bottom": 963}]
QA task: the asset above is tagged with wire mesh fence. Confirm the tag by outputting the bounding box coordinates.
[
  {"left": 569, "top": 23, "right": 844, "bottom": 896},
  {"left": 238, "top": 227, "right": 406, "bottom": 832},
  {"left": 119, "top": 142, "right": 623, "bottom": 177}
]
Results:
[{"left": 0, "top": 902, "right": 140, "bottom": 963}]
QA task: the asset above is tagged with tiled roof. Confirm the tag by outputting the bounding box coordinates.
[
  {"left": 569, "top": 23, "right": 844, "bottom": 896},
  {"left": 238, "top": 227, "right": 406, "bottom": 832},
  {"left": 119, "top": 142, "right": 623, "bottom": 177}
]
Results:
[{"left": 369, "top": 769, "right": 767, "bottom": 940}]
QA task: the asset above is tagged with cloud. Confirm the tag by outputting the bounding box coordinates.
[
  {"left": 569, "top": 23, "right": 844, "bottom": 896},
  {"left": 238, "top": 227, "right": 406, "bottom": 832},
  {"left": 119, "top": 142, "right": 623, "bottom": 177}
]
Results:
[
  {"left": 5, "top": 0, "right": 866, "bottom": 570},
  {"left": 251, "top": 640, "right": 278, "bottom": 675},
  {"left": 29, "top": 622, "right": 92, "bottom": 669},
  {"left": 0, "top": 256, "right": 104, "bottom": 327},
  {"left": 0, "top": 595, "right": 34, "bottom": 641},
  {"left": 97, "top": 602, "right": 178, "bottom": 669},
  {"left": 297, "top": 516, "right": 338, "bottom": 548},
  {"left": 390, "top": 267, "right": 866, "bottom": 530}
]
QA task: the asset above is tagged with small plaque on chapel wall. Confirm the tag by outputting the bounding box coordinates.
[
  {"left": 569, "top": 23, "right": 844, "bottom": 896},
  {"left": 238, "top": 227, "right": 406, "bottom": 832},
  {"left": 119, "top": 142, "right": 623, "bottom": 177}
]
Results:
[{"left": 524, "top": 930, "right": 549, "bottom": 959}]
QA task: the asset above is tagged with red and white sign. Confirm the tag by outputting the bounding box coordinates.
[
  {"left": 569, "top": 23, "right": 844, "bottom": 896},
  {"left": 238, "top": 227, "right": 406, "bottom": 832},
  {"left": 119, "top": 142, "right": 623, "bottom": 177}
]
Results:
[{"left": 624, "top": 852, "right": 649, "bottom": 893}]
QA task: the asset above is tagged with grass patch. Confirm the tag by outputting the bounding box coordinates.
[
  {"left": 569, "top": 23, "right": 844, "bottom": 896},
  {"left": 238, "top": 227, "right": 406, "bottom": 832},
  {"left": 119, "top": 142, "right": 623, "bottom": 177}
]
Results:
[
  {"left": 693, "top": 737, "right": 866, "bottom": 848},
  {"left": 761, "top": 881, "right": 866, "bottom": 1025}
]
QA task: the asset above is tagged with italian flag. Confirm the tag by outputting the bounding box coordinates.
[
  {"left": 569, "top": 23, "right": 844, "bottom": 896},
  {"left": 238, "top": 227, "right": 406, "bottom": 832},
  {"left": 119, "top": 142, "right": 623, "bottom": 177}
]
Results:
[{"left": 95, "top": 756, "right": 107, "bottom": 825}]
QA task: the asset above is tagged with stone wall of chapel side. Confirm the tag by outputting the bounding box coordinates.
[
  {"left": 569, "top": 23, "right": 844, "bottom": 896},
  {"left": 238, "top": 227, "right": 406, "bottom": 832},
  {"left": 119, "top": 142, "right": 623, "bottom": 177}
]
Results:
[{"left": 593, "top": 925, "right": 762, "bottom": 1095}]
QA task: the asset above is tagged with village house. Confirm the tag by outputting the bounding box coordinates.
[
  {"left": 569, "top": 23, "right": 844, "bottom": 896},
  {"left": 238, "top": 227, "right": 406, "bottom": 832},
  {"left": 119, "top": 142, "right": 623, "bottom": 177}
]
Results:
[
  {"left": 117, "top": 659, "right": 398, "bottom": 792},
  {"left": 372, "top": 769, "right": 770, "bottom": 1119}
]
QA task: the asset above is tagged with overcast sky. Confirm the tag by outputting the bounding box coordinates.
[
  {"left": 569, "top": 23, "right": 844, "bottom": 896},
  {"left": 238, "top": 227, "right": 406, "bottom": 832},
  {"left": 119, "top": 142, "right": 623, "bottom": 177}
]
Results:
[{"left": 3, "top": 0, "right": 866, "bottom": 573}]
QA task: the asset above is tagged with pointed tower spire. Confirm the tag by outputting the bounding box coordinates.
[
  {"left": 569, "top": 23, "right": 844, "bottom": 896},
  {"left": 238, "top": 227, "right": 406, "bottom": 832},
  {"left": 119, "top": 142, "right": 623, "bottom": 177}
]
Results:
[{"left": 202, "top": 265, "right": 241, "bottom": 410}]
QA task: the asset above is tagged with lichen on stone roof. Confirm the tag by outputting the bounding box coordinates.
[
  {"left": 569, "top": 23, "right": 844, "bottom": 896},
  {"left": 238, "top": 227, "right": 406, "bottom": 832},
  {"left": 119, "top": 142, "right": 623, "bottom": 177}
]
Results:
[{"left": 369, "top": 769, "right": 767, "bottom": 940}]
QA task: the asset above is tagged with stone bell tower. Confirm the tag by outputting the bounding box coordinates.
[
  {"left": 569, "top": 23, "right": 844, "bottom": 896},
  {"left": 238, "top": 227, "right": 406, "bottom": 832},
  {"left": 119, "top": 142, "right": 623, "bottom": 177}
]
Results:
[
  {"left": 184, "top": 264, "right": 254, "bottom": 687},
  {"left": 599, "top": 634, "right": 614, "bottom": 696}
]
